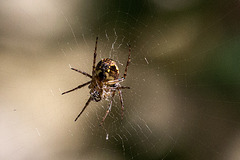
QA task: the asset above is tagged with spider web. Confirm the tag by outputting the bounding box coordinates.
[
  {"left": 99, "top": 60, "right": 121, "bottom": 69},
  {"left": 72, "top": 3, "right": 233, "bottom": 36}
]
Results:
[{"left": 1, "top": 0, "right": 240, "bottom": 160}]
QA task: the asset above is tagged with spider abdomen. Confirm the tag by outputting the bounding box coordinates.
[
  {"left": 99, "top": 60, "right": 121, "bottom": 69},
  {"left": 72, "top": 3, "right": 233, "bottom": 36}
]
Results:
[{"left": 95, "top": 58, "right": 119, "bottom": 82}]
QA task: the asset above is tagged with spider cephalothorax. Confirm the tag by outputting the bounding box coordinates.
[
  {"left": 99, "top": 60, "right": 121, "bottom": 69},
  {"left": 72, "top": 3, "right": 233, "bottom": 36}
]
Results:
[{"left": 62, "top": 37, "right": 131, "bottom": 125}]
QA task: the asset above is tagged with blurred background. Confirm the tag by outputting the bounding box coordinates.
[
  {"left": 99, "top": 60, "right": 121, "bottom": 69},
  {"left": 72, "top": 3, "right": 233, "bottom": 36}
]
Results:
[{"left": 0, "top": 0, "right": 240, "bottom": 159}]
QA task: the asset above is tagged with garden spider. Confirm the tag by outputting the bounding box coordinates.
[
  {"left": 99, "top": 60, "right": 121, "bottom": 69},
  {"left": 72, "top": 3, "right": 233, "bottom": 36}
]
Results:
[{"left": 62, "top": 37, "right": 131, "bottom": 125}]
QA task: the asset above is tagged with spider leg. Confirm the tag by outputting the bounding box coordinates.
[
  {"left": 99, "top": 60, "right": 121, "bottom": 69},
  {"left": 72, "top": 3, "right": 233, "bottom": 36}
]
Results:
[
  {"left": 92, "top": 37, "right": 98, "bottom": 76},
  {"left": 104, "top": 78, "right": 124, "bottom": 85},
  {"left": 118, "top": 86, "right": 130, "bottom": 89},
  {"left": 75, "top": 96, "right": 92, "bottom": 121},
  {"left": 123, "top": 44, "right": 131, "bottom": 79},
  {"left": 107, "top": 86, "right": 130, "bottom": 90},
  {"left": 100, "top": 91, "right": 116, "bottom": 126},
  {"left": 71, "top": 68, "right": 92, "bottom": 78},
  {"left": 118, "top": 89, "right": 124, "bottom": 120},
  {"left": 62, "top": 81, "right": 91, "bottom": 95}
]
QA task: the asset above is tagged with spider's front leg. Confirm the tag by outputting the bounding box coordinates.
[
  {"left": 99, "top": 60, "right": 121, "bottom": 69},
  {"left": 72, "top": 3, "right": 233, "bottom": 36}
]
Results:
[
  {"left": 75, "top": 96, "right": 92, "bottom": 121},
  {"left": 118, "top": 89, "right": 124, "bottom": 120},
  {"left": 100, "top": 90, "right": 116, "bottom": 126}
]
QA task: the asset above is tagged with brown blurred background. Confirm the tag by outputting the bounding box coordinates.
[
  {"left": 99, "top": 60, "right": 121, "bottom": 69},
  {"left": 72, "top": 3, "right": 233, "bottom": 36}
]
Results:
[{"left": 0, "top": 0, "right": 240, "bottom": 160}]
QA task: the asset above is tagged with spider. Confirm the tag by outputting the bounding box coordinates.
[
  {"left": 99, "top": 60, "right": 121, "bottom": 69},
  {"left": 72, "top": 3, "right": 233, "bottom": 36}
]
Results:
[{"left": 62, "top": 37, "right": 131, "bottom": 125}]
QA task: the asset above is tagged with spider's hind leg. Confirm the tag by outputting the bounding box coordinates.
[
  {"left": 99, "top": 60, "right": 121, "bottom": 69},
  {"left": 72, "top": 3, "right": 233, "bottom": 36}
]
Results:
[
  {"left": 123, "top": 44, "right": 131, "bottom": 79},
  {"left": 92, "top": 37, "right": 98, "bottom": 75}
]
